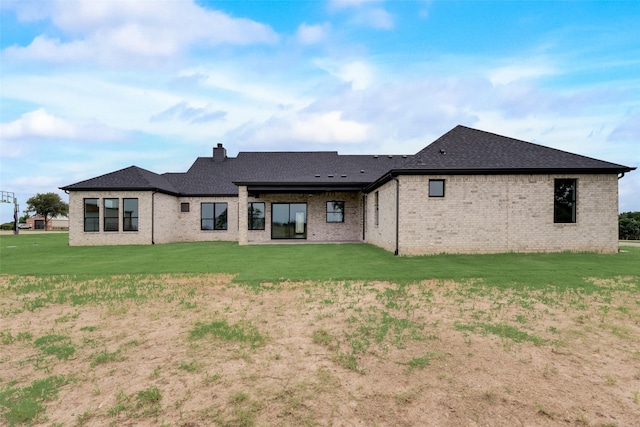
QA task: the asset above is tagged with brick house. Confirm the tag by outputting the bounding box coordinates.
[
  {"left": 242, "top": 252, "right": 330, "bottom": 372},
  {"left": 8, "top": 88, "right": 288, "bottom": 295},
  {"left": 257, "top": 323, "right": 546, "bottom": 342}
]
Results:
[
  {"left": 61, "top": 126, "right": 635, "bottom": 254},
  {"left": 26, "top": 215, "right": 69, "bottom": 230}
]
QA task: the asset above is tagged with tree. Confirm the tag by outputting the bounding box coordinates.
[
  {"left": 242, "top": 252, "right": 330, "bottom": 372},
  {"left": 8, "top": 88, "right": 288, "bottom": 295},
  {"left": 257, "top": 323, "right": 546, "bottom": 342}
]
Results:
[
  {"left": 25, "top": 193, "right": 69, "bottom": 231},
  {"left": 19, "top": 212, "right": 30, "bottom": 224},
  {"left": 619, "top": 212, "right": 640, "bottom": 240}
]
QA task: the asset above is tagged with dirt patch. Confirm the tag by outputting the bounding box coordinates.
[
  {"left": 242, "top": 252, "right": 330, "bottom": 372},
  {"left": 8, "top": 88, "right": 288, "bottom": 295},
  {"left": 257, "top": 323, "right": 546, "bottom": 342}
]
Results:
[{"left": 1, "top": 274, "right": 639, "bottom": 426}]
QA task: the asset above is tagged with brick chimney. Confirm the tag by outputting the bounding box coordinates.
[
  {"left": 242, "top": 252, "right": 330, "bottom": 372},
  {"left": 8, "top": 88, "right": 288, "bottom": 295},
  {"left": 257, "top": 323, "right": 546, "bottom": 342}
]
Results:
[{"left": 213, "top": 143, "right": 227, "bottom": 162}]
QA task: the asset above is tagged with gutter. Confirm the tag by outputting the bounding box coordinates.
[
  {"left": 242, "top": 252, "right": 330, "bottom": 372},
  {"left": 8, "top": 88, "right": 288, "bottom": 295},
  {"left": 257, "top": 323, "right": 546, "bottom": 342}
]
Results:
[
  {"left": 393, "top": 176, "right": 400, "bottom": 256},
  {"left": 151, "top": 190, "right": 158, "bottom": 244}
]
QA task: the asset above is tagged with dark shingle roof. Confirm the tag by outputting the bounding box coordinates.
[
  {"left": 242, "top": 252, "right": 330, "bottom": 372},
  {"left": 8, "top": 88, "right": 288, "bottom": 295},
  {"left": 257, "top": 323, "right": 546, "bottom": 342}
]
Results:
[
  {"left": 61, "top": 126, "right": 634, "bottom": 196},
  {"left": 400, "top": 125, "right": 633, "bottom": 173},
  {"left": 61, "top": 166, "right": 180, "bottom": 195},
  {"left": 161, "top": 152, "right": 405, "bottom": 196}
]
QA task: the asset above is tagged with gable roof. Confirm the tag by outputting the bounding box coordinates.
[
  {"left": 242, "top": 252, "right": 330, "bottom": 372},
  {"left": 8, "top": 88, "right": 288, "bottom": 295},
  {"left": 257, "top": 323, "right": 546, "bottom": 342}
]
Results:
[
  {"left": 61, "top": 166, "right": 180, "bottom": 195},
  {"left": 402, "top": 125, "right": 633, "bottom": 172},
  {"left": 365, "top": 125, "right": 634, "bottom": 191},
  {"left": 61, "top": 126, "right": 635, "bottom": 196}
]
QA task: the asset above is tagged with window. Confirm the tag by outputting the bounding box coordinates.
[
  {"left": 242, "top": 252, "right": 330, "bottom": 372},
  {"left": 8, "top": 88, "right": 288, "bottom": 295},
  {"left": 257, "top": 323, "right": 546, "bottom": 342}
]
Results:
[
  {"left": 84, "top": 198, "right": 99, "bottom": 232},
  {"left": 123, "top": 198, "right": 138, "bottom": 231},
  {"left": 201, "top": 202, "right": 227, "bottom": 230},
  {"left": 181, "top": 202, "right": 190, "bottom": 213},
  {"left": 374, "top": 192, "right": 379, "bottom": 226},
  {"left": 248, "top": 202, "right": 265, "bottom": 230},
  {"left": 554, "top": 179, "right": 577, "bottom": 223},
  {"left": 104, "top": 198, "right": 119, "bottom": 231},
  {"left": 327, "top": 201, "right": 345, "bottom": 223},
  {"left": 429, "top": 179, "right": 445, "bottom": 197}
]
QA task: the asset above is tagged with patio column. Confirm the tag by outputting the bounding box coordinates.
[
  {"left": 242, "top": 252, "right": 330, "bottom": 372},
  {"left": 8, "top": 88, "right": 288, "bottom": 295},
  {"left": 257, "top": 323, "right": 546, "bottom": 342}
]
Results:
[{"left": 238, "top": 185, "right": 248, "bottom": 245}]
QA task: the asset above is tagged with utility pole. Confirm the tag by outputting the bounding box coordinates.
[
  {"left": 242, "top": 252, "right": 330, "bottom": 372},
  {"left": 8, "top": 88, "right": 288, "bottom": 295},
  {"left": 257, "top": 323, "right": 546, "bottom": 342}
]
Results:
[{"left": 1, "top": 191, "right": 19, "bottom": 235}]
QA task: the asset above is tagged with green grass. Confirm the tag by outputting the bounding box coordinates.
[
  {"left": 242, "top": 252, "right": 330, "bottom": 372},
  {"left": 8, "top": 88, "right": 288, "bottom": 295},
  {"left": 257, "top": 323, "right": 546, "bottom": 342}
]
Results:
[
  {"left": 0, "top": 375, "right": 69, "bottom": 425},
  {"left": 1, "top": 233, "right": 639, "bottom": 290},
  {"left": 34, "top": 335, "right": 75, "bottom": 360},
  {"left": 189, "top": 319, "right": 267, "bottom": 349}
]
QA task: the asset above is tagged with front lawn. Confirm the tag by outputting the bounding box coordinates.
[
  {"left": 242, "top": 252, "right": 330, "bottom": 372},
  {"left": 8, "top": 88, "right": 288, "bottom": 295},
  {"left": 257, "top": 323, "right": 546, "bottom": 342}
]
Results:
[{"left": 1, "top": 233, "right": 638, "bottom": 290}]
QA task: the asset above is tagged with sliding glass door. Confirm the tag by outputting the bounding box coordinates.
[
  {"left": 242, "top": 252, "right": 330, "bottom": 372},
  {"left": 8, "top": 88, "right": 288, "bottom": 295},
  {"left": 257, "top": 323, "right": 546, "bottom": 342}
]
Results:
[{"left": 271, "top": 203, "right": 307, "bottom": 239}]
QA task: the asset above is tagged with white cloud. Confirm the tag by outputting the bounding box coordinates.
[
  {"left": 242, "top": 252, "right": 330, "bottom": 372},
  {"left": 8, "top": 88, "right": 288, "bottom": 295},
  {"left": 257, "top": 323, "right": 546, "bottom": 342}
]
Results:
[
  {"left": 329, "top": 0, "right": 384, "bottom": 10},
  {"left": 1, "top": 109, "right": 76, "bottom": 139},
  {"left": 489, "top": 64, "right": 556, "bottom": 85},
  {"left": 0, "top": 108, "right": 126, "bottom": 142},
  {"left": 3, "top": 0, "right": 279, "bottom": 66},
  {"left": 228, "top": 111, "right": 369, "bottom": 148},
  {"left": 609, "top": 114, "right": 640, "bottom": 142},
  {"left": 315, "top": 59, "right": 376, "bottom": 90},
  {"left": 356, "top": 7, "right": 394, "bottom": 30},
  {"left": 328, "top": 0, "right": 394, "bottom": 30},
  {"left": 296, "top": 23, "right": 331, "bottom": 45}
]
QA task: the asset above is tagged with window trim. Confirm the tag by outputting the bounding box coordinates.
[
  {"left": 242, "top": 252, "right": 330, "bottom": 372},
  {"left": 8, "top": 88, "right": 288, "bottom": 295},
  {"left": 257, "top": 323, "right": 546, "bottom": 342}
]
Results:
[
  {"left": 326, "top": 201, "right": 345, "bottom": 223},
  {"left": 103, "top": 198, "right": 119, "bottom": 232},
  {"left": 554, "top": 178, "right": 577, "bottom": 224},
  {"left": 201, "top": 202, "right": 228, "bottom": 230},
  {"left": 123, "top": 198, "right": 139, "bottom": 232},
  {"left": 83, "top": 198, "right": 99, "bottom": 232},
  {"left": 248, "top": 202, "right": 266, "bottom": 230},
  {"left": 429, "top": 179, "right": 445, "bottom": 197}
]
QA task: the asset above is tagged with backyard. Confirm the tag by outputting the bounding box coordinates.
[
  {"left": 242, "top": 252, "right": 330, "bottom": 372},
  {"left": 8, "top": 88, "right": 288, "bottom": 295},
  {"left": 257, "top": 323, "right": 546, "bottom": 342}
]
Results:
[{"left": 1, "top": 234, "right": 639, "bottom": 426}]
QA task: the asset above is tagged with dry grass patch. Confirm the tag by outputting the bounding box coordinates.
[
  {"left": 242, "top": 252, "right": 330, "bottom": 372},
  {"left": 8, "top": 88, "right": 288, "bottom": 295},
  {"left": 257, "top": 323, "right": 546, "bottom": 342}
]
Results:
[{"left": 0, "top": 273, "right": 639, "bottom": 426}]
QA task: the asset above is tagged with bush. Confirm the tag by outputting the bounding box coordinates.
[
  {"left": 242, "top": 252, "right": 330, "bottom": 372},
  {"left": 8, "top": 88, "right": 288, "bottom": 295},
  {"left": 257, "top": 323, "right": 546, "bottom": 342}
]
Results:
[
  {"left": 1, "top": 222, "right": 15, "bottom": 230},
  {"left": 619, "top": 212, "right": 640, "bottom": 240}
]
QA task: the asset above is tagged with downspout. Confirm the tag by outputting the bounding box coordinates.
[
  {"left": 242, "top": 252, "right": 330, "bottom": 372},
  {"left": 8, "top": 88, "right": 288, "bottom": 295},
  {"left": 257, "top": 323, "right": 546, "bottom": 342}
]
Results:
[
  {"left": 151, "top": 190, "right": 158, "bottom": 245},
  {"left": 618, "top": 172, "right": 625, "bottom": 180},
  {"left": 362, "top": 194, "right": 366, "bottom": 241},
  {"left": 393, "top": 176, "right": 399, "bottom": 256}
]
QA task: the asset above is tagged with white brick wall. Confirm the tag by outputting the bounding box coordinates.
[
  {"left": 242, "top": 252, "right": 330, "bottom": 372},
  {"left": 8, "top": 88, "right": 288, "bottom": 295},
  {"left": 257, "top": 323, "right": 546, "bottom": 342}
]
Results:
[
  {"left": 364, "top": 180, "right": 398, "bottom": 253},
  {"left": 244, "top": 192, "right": 364, "bottom": 243},
  {"left": 68, "top": 191, "right": 238, "bottom": 246},
  {"left": 68, "top": 172, "right": 620, "bottom": 254},
  {"left": 68, "top": 191, "right": 153, "bottom": 246},
  {"left": 389, "top": 174, "right": 619, "bottom": 255}
]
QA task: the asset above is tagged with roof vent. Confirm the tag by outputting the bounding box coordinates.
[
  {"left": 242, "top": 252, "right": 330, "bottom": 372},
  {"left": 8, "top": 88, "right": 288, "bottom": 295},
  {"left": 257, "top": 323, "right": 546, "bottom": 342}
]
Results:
[
  {"left": 439, "top": 149, "right": 446, "bottom": 155},
  {"left": 341, "top": 174, "right": 347, "bottom": 178},
  {"left": 328, "top": 174, "right": 334, "bottom": 178},
  {"left": 360, "top": 170, "right": 365, "bottom": 173},
  {"left": 402, "top": 155, "right": 407, "bottom": 158},
  {"left": 373, "top": 155, "right": 378, "bottom": 159},
  {"left": 315, "top": 174, "right": 321, "bottom": 178},
  {"left": 213, "top": 143, "right": 227, "bottom": 162},
  {"left": 388, "top": 155, "right": 393, "bottom": 158}
]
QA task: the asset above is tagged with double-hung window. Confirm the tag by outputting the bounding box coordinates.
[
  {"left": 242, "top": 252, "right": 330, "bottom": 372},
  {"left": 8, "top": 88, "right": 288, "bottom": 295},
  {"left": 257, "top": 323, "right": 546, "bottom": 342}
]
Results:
[
  {"left": 554, "top": 179, "right": 577, "bottom": 223},
  {"left": 248, "top": 202, "right": 265, "bottom": 230},
  {"left": 327, "top": 201, "right": 345, "bottom": 223},
  {"left": 123, "top": 198, "right": 138, "bottom": 231},
  {"left": 84, "top": 198, "right": 99, "bottom": 232},
  {"left": 201, "top": 202, "right": 228, "bottom": 230},
  {"left": 104, "top": 198, "right": 119, "bottom": 231}
]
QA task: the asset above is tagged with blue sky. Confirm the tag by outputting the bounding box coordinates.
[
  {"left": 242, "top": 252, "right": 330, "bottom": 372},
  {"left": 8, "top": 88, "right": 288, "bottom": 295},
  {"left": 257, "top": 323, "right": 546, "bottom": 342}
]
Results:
[{"left": 1, "top": 0, "right": 639, "bottom": 223}]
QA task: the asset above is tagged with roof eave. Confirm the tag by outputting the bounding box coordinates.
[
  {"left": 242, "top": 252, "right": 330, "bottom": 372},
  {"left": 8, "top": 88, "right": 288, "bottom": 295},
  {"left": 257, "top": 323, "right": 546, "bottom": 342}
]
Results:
[
  {"left": 364, "top": 166, "right": 635, "bottom": 193},
  {"left": 59, "top": 186, "right": 180, "bottom": 196}
]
